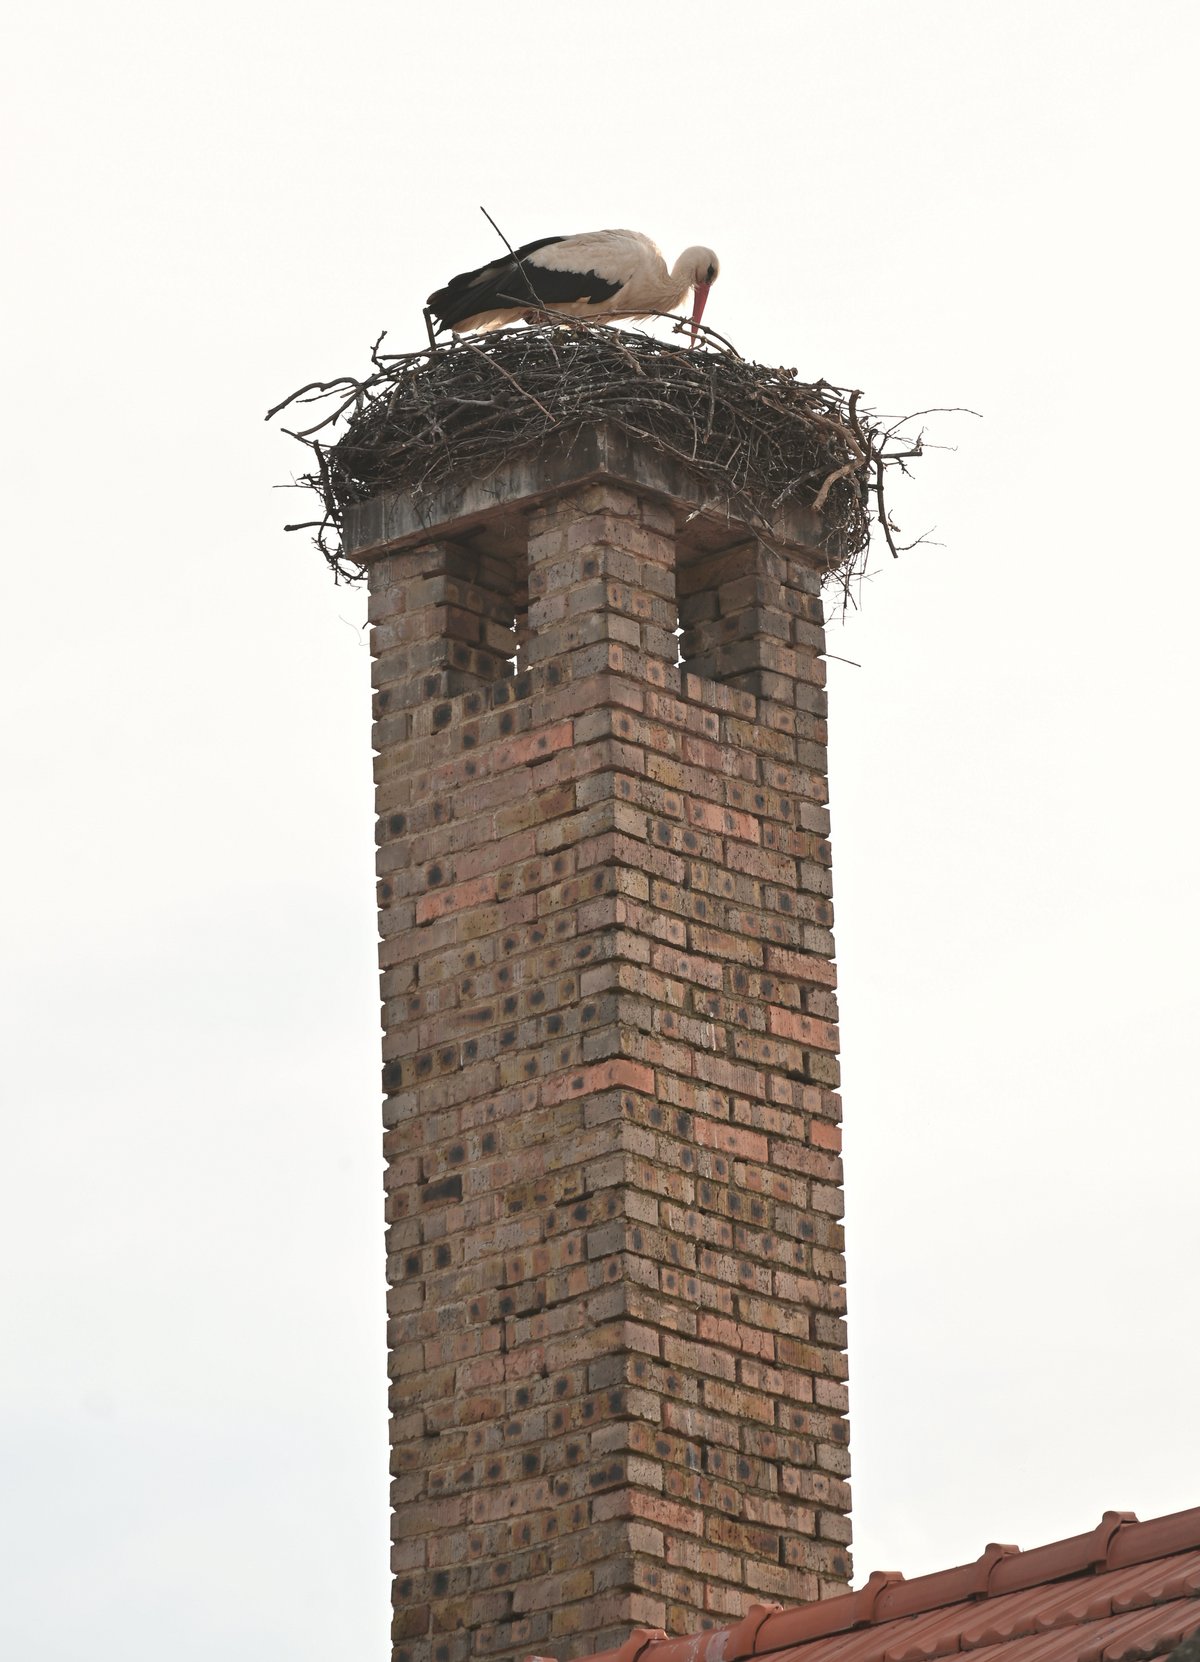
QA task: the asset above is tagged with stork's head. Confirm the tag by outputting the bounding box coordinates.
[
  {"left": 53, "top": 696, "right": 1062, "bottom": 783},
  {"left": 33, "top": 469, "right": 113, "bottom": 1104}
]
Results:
[{"left": 679, "top": 246, "right": 720, "bottom": 341}]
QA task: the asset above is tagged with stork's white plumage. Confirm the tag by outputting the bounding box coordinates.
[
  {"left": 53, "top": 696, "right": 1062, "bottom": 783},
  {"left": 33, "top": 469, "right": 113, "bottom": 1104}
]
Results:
[{"left": 425, "top": 230, "right": 720, "bottom": 339}]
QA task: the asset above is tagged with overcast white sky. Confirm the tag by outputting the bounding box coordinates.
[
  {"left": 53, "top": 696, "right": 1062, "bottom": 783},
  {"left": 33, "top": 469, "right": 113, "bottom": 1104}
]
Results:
[{"left": 3, "top": 2, "right": 1197, "bottom": 1657}]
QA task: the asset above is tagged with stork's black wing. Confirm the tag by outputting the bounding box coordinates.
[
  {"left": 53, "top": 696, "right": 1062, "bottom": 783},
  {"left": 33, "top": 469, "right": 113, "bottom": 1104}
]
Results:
[{"left": 426, "top": 236, "right": 623, "bottom": 331}]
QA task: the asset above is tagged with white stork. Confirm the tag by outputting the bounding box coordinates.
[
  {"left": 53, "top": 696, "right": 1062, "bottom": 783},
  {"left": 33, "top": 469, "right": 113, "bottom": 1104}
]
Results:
[{"left": 425, "top": 230, "right": 720, "bottom": 340}]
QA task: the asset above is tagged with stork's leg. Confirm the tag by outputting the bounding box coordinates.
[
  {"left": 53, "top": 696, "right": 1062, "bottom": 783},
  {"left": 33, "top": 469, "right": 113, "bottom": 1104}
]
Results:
[{"left": 423, "top": 307, "right": 438, "bottom": 351}]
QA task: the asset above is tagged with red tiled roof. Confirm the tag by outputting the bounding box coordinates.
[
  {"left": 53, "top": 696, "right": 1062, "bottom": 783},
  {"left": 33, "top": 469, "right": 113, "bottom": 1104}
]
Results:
[{"left": 539, "top": 1507, "right": 1200, "bottom": 1662}]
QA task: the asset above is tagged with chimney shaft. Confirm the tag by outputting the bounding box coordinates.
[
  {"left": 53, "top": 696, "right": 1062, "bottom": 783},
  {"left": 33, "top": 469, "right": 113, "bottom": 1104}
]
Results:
[{"left": 362, "top": 437, "right": 852, "bottom": 1662}]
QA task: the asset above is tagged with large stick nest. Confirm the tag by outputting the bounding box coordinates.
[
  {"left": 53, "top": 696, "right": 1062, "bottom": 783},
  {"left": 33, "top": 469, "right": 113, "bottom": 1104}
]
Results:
[{"left": 268, "top": 318, "right": 930, "bottom": 588}]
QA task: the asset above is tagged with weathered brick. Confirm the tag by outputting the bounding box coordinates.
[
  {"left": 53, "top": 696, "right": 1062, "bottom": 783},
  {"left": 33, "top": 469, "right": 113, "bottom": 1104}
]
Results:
[{"left": 366, "top": 477, "right": 850, "bottom": 1661}]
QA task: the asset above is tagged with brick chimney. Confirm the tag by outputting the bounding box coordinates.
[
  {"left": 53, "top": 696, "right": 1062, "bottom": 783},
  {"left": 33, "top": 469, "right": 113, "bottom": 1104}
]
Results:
[{"left": 355, "top": 428, "right": 851, "bottom": 1662}]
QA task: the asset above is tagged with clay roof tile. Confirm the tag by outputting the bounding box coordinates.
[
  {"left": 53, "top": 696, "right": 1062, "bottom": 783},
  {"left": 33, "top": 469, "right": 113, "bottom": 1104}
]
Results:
[
  {"left": 1108, "top": 1512, "right": 1200, "bottom": 1573},
  {"left": 988, "top": 1517, "right": 1138, "bottom": 1598},
  {"left": 754, "top": 1571, "right": 907, "bottom": 1653},
  {"left": 874, "top": 1544, "right": 1022, "bottom": 1623}
]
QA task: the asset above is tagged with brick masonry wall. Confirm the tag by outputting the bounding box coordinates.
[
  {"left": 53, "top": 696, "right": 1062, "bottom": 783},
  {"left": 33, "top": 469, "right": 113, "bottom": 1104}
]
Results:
[{"left": 369, "top": 480, "right": 851, "bottom": 1662}]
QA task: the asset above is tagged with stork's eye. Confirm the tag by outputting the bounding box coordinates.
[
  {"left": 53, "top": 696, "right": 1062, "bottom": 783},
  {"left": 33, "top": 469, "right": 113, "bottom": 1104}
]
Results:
[{"left": 705, "top": 263, "right": 716, "bottom": 283}]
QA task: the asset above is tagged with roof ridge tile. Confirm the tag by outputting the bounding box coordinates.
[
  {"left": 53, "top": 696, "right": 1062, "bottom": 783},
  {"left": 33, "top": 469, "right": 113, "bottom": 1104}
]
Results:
[
  {"left": 989, "top": 1516, "right": 1138, "bottom": 1598},
  {"left": 874, "top": 1543, "right": 1022, "bottom": 1622},
  {"left": 729, "top": 1605, "right": 785, "bottom": 1660},
  {"left": 754, "top": 1572, "right": 907, "bottom": 1653},
  {"left": 1108, "top": 1512, "right": 1200, "bottom": 1573}
]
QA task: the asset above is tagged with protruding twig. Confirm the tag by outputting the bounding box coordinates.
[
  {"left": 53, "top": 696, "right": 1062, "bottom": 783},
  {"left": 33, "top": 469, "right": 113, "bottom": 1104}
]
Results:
[{"left": 479, "top": 204, "right": 544, "bottom": 310}]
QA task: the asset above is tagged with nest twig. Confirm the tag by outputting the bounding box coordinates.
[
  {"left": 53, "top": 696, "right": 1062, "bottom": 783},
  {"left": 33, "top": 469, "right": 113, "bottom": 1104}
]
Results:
[{"left": 267, "top": 317, "right": 935, "bottom": 594}]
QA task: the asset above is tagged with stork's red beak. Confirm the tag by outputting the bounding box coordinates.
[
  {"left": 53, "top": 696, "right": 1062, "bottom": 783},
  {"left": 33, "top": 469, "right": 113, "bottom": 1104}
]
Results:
[{"left": 689, "top": 282, "right": 711, "bottom": 345}]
